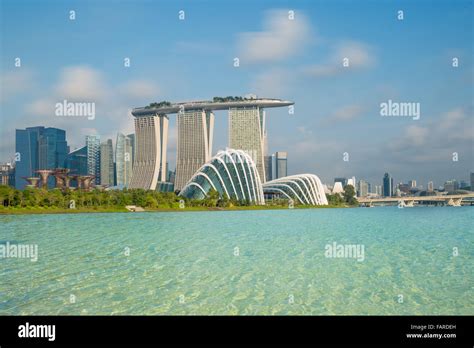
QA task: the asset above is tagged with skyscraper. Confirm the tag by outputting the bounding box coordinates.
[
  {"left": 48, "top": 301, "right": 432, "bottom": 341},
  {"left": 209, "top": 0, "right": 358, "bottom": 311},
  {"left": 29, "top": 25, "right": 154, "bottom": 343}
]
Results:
[
  {"left": 229, "top": 106, "right": 265, "bottom": 182},
  {"left": 0, "top": 163, "right": 15, "bottom": 187},
  {"left": 65, "top": 146, "right": 88, "bottom": 177},
  {"left": 427, "top": 181, "right": 434, "bottom": 192},
  {"left": 264, "top": 155, "right": 273, "bottom": 182},
  {"left": 115, "top": 133, "right": 133, "bottom": 187},
  {"left": 86, "top": 135, "right": 101, "bottom": 185},
  {"left": 275, "top": 151, "right": 288, "bottom": 179},
  {"left": 375, "top": 185, "right": 382, "bottom": 196},
  {"left": 470, "top": 173, "right": 474, "bottom": 191},
  {"left": 444, "top": 180, "right": 459, "bottom": 193},
  {"left": 129, "top": 114, "right": 169, "bottom": 190},
  {"left": 409, "top": 180, "right": 417, "bottom": 188},
  {"left": 358, "top": 180, "right": 369, "bottom": 197},
  {"left": 127, "top": 133, "right": 135, "bottom": 166},
  {"left": 175, "top": 109, "right": 214, "bottom": 191},
  {"left": 15, "top": 126, "right": 68, "bottom": 189},
  {"left": 383, "top": 173, "right": 392, "bottom": 197},
  {"left": 100, "top": 139, "right": 114, "bottom": 186}
]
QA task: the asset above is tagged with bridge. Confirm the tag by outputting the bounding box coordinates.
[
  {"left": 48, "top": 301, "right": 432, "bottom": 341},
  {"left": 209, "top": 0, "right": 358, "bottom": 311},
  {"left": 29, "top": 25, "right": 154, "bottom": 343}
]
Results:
[{"left": 358, "top": 193, "right": 474, "bottom": 207}]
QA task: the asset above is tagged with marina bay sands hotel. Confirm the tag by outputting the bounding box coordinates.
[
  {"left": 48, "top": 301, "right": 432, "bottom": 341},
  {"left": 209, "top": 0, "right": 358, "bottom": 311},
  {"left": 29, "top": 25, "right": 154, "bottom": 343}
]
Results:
[{"left": 129, "top": 97, "right": 294, "bottom": 191}]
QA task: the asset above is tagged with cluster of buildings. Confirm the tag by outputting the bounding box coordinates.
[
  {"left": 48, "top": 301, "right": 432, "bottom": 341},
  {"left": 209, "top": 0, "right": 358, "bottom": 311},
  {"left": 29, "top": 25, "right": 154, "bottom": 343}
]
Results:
[
  {"left": 129, "top": 97, "right": 326, "bottom": 205},
  {"left": 328, "top": 172, "right": 474, "bottom": 199},
  {"left": 1, "top": 96, "right": 472, "bottom": 205},
  {"left": 2, "top": 126, "right": 138, "bottom": 190},
  {"left": 1, "top": 96, "right": 307, "bottom": 203}
]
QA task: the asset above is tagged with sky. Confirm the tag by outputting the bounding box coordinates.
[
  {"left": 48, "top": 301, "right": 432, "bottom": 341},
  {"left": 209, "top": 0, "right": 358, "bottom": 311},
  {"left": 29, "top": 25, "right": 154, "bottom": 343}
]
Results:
[{"left": 0, "top": 0, "right": 473, "bottom": 188}]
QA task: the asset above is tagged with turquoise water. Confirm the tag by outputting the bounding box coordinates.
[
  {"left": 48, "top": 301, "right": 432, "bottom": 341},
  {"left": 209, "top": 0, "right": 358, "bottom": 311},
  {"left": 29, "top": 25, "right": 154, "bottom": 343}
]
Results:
[{"left": 0, "top": 207, "right": 473, "bottom": 315}]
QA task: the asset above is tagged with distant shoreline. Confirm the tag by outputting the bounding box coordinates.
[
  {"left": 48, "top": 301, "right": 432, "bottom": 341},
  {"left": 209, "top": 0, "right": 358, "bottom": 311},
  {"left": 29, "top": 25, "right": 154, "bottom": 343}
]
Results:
[{"left": 0, "top": 204, "right": 350, "bottom": 215}]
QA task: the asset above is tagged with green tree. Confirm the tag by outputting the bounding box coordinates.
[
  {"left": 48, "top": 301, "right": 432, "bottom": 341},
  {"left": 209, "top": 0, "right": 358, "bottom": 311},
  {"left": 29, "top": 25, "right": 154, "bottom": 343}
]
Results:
[
  {"left": 145, "top": 195, "right": 158, "bottom": 208},
  {"left": 326, "top": 193, "right": 344, "bottom": 205},
  {"left": 343, "top": 185, "right": 357, "bottom": 205},
  {"left": 0, "top": 185, "right": 13, "bottom": 206}
]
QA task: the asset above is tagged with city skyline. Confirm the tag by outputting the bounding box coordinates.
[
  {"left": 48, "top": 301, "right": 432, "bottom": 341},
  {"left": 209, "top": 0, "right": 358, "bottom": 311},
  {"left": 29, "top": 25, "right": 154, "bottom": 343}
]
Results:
[
  {"left": 9, "top": 122, "right": 472, "bottom": 191},
  {"left": 0, "top": 0, "right": 472, "bottom": 186}
]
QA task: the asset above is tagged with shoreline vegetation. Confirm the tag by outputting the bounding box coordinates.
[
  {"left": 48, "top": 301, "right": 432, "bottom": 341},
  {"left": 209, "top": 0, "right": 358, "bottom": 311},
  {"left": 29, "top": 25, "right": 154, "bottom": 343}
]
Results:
[{"left": 0, "top": 185, "right": 357, "bottom": 215}]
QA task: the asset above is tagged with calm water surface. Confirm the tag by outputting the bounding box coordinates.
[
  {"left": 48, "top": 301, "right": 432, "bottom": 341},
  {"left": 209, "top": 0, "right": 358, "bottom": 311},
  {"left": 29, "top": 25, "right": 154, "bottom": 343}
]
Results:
[{"left": 0, "top": 207, "right": 472, "bottom": 315}]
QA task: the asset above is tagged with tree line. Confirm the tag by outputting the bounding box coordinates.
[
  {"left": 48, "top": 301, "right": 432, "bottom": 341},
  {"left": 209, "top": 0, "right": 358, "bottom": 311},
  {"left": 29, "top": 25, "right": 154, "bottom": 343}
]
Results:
[{"left": 0, "top": 185, "right": 356, "bottom": 210}]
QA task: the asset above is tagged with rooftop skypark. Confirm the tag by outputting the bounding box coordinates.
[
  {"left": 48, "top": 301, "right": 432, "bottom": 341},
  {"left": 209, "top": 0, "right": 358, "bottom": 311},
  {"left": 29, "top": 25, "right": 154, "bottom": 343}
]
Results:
[{"left": 132, "top": 97, "right": 294, "bottom": 116}]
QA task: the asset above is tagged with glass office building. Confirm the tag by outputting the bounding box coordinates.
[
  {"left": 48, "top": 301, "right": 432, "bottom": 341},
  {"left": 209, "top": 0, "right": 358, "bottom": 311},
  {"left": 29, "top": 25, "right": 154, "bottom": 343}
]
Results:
[
  {"left": 65, "top": 146, "right": 88, "bottom": 187},
  {"left": 86, "top": 135, "right": 101, "bottom": 185},
  {"left": 275, "top": 151, "right": 287, "bottom": 179},
  {"left": 383, "top": 173, "right": 393, "bottom": 197},
  {"left": 15, "top": 126, "right": 68, "bottom": 189}
]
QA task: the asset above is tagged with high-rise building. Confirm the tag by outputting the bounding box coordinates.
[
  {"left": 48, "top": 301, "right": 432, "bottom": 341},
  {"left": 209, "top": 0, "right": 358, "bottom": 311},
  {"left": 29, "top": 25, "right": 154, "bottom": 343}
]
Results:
[
  {"left": 409, "top": 180, "right": 417, "bottom": 188},
  {"left": 127, "top": 133, "right": 135, "bottom": 166},
  {"left": 15, "top": 126, "right": 68, "bottom": 189},
  {"left": 275, "top": 152, "right": 287, "bottom": 179},
  {"left": 427, "top": 181, "right": 434, "bottom": 192},
  {"left": 65, "top": 147, "right": 87, "bottom": 173},
  {"left": 100, "top": 139, "right": 114, "bottom": 186},
  {"left": 115, "top": 133, "right": 133, "bottom": 187},
  {"left": 175, "top": 110, "right": 214, "bottom": 191},
  {"left": 85, "top": 135, "right": 100, "bottom": 185},
  {"left": 0, "top": 163, "right": 15, "bottom": 187},
  {"left": 65, "top": 146, "right": 88, "bottom": 185},
  {"left": 383, "top": 173, "right": 392, "bottom": 197},
  {"left": 129, "top": 114, "right": 169, "bottom": 190},
  {"left": 375, "top": 185, "right": 382, "bottom": 196},
  {"left": 444, "top": 180, "right": 459, "bottom": 193},
  {"left": 470, "top": 172, "right": 474, "bottom": 191},
  {"left": 358, "top": 180, "right": 369, "bottom": 197},
  {"left": 264, "top": 155, "right": 273, "bottom": 182},
  {"left": 229, "top": 106, "right": 266, "bottom": 182},
  {"left": 168, "top": 169, "right": 176, "bottom": 185}
]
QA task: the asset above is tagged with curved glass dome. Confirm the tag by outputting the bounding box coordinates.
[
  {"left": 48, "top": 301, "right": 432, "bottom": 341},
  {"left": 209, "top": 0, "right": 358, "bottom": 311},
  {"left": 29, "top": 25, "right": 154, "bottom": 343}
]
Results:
[
  {"left": 179, "top": 149, "right": 265, "bottom": 205},
  {"left": 263, "top": 174, "right": 328, "bottom": 205}
]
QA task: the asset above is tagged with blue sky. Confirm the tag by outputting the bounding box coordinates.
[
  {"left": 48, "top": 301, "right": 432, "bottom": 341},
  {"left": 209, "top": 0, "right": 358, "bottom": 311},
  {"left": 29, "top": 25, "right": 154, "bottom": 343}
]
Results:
[{"left": 1, "top": 0, "right": 472, "bottom": 188}]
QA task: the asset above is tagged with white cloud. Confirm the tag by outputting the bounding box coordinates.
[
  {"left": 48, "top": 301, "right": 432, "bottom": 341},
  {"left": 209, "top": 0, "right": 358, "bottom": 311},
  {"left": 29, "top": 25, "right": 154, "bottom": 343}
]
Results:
[
  {"left": 404, "top": 125, "right": 429, "bottom": 146},
  {"left": 118, "top": 80, "right": 160, "bottom": 100},
  {"left": 251, "top": 68, "right": 291, "bottom": 97},
  {"left": 388, "top": 108, "right": 472, "bottom": 153},
  {"left": 328, "top": 104, "right": 365, "bottom": 122},
  {"left": 304, "top": 41, "right": 375, "bottom": 78},
  {"left": 237, "top": 9, "right": 311, "bottom": 64},
  {"left": 55, "top": 66, "right": 107, "bottom": 101},
  {"left": 333, "top": 41, "right": 374, "bottom": 68},
  {"left": 439, "top": 107, "right": 465, "bottom": 129},
  {"left": 25, "top": 98, "right": 56, "bottom": 116}
]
